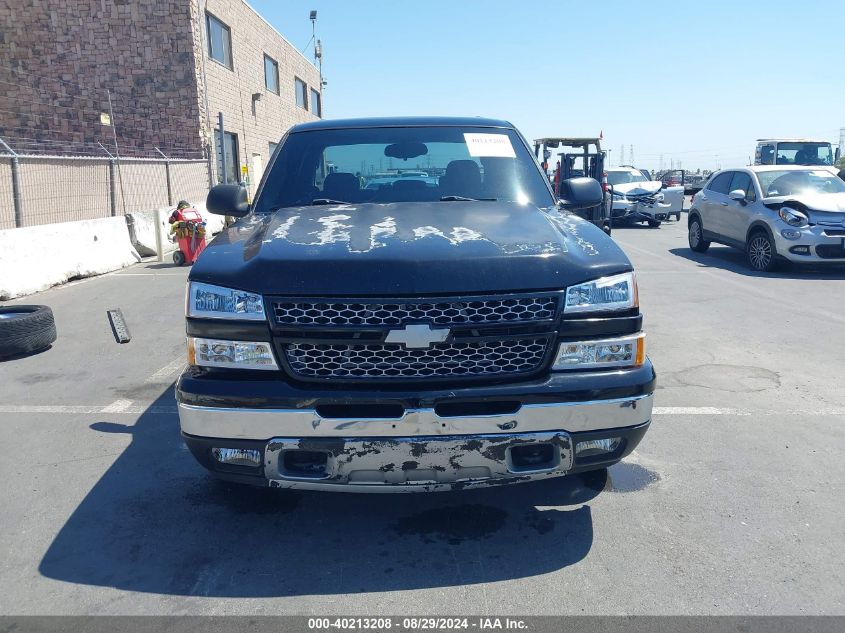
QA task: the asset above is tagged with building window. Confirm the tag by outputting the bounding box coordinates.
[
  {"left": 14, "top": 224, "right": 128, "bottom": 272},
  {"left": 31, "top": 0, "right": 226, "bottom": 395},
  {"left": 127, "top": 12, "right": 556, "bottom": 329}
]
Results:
[
  {"left": 310, "top": 88, "right": 321, "bottom": 117},
  {"left": 206, "top": 12, "right": 232, "bottom": 69},
  {"left": 215, "top": 129, "right": 240, "bottom": 184},
  {"left": 269, "top": 141, "right": 279, "bottom": 157},
  {"left": 295, "top": 77, "right": 308, "bottom": 109},
  {"left": 264, "top": 54, "right": 279, "bottom": 94}
]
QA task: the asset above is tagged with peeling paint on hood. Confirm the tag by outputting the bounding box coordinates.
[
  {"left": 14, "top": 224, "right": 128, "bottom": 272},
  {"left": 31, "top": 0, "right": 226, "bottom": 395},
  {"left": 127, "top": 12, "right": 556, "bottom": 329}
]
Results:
[{"left": 191, "top": 201, "right": 632, "bottom": 295}]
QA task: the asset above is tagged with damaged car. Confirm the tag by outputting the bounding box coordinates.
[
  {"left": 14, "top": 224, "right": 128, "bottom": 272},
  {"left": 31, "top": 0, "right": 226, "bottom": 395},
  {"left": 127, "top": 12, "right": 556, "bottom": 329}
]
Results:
[
  {"left": 607, "top": 167, "right": 685, "bottom": 226},
  {"left": 177, "top": 117, "right": 655, "bottom": 492},
  {"left": 688, "top": 165, "right": 845, "bottom": 271}
]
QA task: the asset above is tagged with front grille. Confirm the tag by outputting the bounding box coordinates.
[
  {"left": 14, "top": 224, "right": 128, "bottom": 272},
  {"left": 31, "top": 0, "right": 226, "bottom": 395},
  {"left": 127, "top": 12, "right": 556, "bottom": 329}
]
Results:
[
  {"left": 815, "top": 244, "right": 845, "bottom": 259},
  {"left": 285, "top": 338, "right": 549, "bottom": 379},
  {"left": 272, "top": 296, "right": 558, "bottom": 327}
]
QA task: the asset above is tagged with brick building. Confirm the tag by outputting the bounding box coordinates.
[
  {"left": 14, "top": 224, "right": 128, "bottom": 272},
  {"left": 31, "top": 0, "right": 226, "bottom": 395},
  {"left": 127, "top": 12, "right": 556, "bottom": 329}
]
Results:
[{"left": 0, "top": 0, "right": 323, "bottom": 186}]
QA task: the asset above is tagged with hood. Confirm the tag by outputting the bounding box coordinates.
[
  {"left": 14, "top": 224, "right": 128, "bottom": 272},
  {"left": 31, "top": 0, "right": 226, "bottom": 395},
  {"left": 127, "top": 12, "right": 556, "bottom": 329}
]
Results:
[
  {"left": 612, "top": 181, "right": 662, "bottom": 197},
  {"left": 763, "top": 192, "right": 845, "bottom": 224},
  {"left": 190, "top": 201, "right": 631, "bottom": 295}
]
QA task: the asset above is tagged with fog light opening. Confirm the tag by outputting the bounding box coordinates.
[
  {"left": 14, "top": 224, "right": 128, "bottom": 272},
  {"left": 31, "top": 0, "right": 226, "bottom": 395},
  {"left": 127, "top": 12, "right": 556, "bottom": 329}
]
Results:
[
  {"left": 282, "top": 450, "right": 329, "bottom": 479},
  {"left": 510, "top": 443, "right": 556, "bottom": 472},
  {"left": 212, "top": 447, "right": 262, "bottom": 467},
  {"left": 788, "top": 245, "right": 811, "bottom": 256},
  {"left": 576, "top": 437, "right": 622, "bottom": 458}
]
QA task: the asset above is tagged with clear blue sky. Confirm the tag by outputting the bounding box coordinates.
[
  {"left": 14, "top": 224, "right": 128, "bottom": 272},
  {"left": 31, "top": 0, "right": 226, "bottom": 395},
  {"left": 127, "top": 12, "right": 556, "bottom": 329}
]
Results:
[{"left": 251, "top": 0, "right": 844, "bottom": 171}]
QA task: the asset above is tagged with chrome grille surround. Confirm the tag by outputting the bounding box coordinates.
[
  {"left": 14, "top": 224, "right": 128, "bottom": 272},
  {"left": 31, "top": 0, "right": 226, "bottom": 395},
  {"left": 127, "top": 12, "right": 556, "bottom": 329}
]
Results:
[
  {"left": 285, "top": 338, "right": 549, "bottom": 379},
  {"left": 271, "top": 295, "right": 559, "bottom": 327}
]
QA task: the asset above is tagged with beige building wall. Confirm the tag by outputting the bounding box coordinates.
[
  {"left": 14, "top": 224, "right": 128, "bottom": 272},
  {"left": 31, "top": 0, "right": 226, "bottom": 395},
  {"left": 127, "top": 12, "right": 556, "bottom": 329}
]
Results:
[{"left": 200, "top": 0, "right": 323, "bottom": 191}]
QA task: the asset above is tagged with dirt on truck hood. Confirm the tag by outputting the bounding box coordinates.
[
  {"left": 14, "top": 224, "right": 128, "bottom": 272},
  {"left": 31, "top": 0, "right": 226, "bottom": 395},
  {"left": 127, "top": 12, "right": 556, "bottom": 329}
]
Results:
[{"left": 189, "top": 201, "right": 633, "bottom": 296}]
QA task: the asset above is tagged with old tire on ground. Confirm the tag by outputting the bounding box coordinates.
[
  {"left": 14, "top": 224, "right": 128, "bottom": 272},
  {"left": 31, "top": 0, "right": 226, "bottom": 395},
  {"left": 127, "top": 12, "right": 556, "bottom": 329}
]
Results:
[
  {"left": 173, "top": 250, "right": 186, "bottom": 266},
  {"left": 688, "top": 216, "right": 710, "bottom": 252},
  {"left": 747, "top": 230, "right": 778, "bottom": 272},
  {"left": 0, "top": 305, "right": 57, "bottom": 359}
]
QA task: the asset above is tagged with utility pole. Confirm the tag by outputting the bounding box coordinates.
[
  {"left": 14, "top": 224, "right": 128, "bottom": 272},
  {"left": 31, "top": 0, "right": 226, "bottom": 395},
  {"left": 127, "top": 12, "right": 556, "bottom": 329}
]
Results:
[
  {"left": 619, "top": 144, "right": 625, "bottom": 165},
  {"left": 629, "top": 145, "right": 634, "bottom": 166}
]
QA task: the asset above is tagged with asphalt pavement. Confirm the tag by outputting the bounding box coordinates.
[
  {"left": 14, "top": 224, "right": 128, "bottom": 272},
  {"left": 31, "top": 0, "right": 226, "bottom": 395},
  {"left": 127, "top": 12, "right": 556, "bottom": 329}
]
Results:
[{"left": 1, "top": 217, "right": 844, "bottom": 615}]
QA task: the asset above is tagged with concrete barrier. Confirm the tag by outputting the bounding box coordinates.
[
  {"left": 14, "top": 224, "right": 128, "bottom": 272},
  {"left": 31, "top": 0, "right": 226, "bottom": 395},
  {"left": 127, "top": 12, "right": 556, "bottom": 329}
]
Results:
[
  {"left": 125, "top": 201, "right": 225, "bottom": 257},
  {"left": 0, "top": 217, "right": 141, "bottom": 300}
]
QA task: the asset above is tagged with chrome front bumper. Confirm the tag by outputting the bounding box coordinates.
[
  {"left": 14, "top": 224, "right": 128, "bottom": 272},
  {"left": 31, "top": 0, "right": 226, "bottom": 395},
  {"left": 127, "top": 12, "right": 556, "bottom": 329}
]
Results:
[
  {"left": 179, "top": 394, "right": 653, "bottom": 491},
  {"left": 264, "top": 431, "right": 574, "bottom": 492}
]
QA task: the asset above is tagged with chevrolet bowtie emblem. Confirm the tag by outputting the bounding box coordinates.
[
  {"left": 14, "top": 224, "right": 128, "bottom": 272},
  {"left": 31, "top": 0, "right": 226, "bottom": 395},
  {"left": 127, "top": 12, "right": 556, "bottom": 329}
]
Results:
[{"left": 384, "top": 324, "right": 450, "bottom": 349}]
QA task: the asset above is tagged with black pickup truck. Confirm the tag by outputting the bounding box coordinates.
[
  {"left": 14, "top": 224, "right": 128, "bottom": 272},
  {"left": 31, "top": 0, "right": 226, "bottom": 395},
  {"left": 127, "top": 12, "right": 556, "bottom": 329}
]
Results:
[{"left": 177, "top": 117, "right": 655, "bottom": 491}]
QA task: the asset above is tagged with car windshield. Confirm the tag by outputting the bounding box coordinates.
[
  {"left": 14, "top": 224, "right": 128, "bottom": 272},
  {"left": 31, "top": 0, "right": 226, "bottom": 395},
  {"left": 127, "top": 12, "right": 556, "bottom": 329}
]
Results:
[
  {"left": 607, "top": 170, "right": 648, "bottom": 186},
  {"left": 255, "top": 126, "right": 555, "bottom": 211},
  {"left": 756, "top": 169, "right": 845, "bottom": 197},
  {"left": 774, "top": 143, "right": 833, "bottom": 166}
]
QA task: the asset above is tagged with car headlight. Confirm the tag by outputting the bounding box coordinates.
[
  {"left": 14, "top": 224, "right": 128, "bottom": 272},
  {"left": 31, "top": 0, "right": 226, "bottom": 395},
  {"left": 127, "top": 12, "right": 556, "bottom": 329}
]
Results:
[
  {"left": 564, "top": 272, "right": 638, "bottom": 314},
  {"left": 553, "top": 334, "right": 645, "bottom": 370},
  {"left": 778, "top": 206, "right": 808, "bottom": 228},
  {"left": 654, "top": 193, "right": 665, "bottom": 202},
  {"left": 187, "top": 337, "right": 278, "bottom": 370},
  {"left": 186, "top": 282, "right": 265, "bottom": 320}
]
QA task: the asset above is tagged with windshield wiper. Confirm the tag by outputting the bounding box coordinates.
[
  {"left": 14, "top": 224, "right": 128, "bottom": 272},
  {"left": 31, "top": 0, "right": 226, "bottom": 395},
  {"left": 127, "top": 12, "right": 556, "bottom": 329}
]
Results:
[
  {"left": 439, "top": 195, "right": 497, "bottom": 202},
  {"left": 311, "top": 198, "right": 350, "bottom": 205}
]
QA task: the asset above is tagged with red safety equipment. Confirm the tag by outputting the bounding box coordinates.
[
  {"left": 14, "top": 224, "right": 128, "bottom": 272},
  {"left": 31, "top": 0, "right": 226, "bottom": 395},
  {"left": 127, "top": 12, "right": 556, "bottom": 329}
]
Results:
[{"left": 169, "top": 204, "right": 207, "bottom": 266}]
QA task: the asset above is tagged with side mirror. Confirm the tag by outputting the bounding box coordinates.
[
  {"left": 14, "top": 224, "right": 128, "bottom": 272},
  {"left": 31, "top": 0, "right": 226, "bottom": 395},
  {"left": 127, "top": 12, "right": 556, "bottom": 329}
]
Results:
[
  {"left": 557, "top": 177, "right": 603, "bottom": 210},
  {"left": 728, "top": 189, "right": 746, "bottom": 202},
  {"left": 206, "top": 184, "right": 250, "bottom": 217}
]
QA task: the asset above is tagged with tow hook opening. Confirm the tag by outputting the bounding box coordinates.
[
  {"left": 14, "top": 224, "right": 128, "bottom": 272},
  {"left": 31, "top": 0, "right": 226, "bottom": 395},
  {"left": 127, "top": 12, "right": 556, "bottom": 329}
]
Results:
[
  {"left": 281, "top": 450, "right": 330, "bottom": 479},
  {"left": 509, "top": 443, "right": 558, "bottom": 472}
]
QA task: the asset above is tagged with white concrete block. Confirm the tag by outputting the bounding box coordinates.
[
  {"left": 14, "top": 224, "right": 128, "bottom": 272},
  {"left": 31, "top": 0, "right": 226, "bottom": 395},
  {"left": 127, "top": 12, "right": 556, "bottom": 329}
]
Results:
[
  {"left": 0, "top": 217, "right": 141, "bottom": 300},
  {"left": 126, "top": 208, "right": 177, "bottom": 257}
]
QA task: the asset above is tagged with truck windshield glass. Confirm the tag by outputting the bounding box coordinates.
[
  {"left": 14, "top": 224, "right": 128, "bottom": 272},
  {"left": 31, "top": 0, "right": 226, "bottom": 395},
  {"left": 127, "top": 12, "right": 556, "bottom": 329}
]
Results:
[
  {"left": 255, "top": 126, "right": 555, "bottom": 211},
  {"left": 757, "top": 170, "right": 845, "bottom": 197},
  {"left": 607, "top": 170, "right": 648, "bottom": 186},
  {"left": 774, "top": 143, "right": 833, "bottom": 166}
]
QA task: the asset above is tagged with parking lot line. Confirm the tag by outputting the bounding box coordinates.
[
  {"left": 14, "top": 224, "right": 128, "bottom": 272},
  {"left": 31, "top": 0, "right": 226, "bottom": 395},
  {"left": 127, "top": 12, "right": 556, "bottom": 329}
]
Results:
[
  {"left": 101, "top": 399, "right": 134, "bottom": 413},
  {"left": 145, "top": 357, "right": 187, "bottom": 383},
  {"left": 0, "top": 405, "right": 176, "bottom": 414}
]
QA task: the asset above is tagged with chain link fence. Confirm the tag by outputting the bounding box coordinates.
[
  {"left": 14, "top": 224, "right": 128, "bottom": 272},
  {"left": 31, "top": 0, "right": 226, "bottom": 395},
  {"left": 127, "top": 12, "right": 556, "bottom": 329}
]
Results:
[{"left": 0, "top": 143, "right": 212, "bottom": 230}]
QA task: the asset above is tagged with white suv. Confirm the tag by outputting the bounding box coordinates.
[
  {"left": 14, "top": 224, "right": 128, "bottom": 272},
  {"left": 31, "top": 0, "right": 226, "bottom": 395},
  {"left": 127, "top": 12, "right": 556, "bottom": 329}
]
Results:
[{"left": 688, "top": 165, "right": 845, "bottom": 271}]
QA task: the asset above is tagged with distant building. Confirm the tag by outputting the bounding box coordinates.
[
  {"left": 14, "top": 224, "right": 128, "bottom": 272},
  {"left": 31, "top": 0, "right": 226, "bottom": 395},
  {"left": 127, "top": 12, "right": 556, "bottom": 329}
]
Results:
[{"left": 0, "top": 0, "right": 323, "bottom": 186}]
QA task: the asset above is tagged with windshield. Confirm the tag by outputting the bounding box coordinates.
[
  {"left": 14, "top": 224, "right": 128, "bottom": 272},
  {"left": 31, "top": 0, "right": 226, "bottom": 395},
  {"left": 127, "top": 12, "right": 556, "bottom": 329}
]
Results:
[
  {"left": 774, "top": 143, "right": 833, "bottom": 166},
  {"left": 756, "top": 169, "right": 845, "bottom": 197},
  {"left": 607, "top": 170, "right": 648, "bottom": 186},
  {"left": 255, "top": 126, "right": 555, "bottom": 211}
]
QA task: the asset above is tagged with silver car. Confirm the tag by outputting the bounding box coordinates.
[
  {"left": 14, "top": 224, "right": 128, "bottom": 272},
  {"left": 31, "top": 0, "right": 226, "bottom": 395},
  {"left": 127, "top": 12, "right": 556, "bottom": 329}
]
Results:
[{"left": 688, "top": 165, "right": 845, "bottom": 271}]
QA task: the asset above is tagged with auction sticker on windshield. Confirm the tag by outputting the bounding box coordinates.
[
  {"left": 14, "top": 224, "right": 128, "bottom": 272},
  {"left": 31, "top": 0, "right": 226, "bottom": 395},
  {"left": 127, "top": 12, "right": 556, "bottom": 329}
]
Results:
[{"left": 464, "top": 133, "right": 516, "bottom": 158}]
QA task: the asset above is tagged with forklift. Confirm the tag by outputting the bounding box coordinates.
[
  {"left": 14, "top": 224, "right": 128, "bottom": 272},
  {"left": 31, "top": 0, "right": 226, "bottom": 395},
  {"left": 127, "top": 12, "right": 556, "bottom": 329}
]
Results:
[{"left": 534, "top": 137, "right": 611, "bottom": 234}]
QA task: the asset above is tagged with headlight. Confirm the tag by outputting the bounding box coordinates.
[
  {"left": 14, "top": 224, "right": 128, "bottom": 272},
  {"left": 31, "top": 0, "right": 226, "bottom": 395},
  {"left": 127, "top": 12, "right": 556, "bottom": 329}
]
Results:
[
  {"left": 778, "top": 207, "right": 808, "bottom": 227},
  {"left": 553, "top": 334, "right": 645, "bottom": 370},
  {"left": 565, "top": 272, "right": 638, "bottom": 314},
  {"left": 654, "top": 193, "right": 665, "bottom": 202},
  {"left": 187, "top": 337, "right": 278, "bottom": 370},
  {"left": 187, "top": 282, "right": 265, "bottom": 320}
]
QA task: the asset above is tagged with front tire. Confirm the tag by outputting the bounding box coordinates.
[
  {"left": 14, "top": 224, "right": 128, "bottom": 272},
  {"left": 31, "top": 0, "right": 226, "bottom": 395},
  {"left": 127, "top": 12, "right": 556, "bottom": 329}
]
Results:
[
  {"left": 688, "top": 217, "right": 710, "bottom": 252},
  {"left": 747, "top": 230, "right": 777, "bottom": 272},
  {"left": 648, "top": 219, "right": 661, "bottom": 228}
]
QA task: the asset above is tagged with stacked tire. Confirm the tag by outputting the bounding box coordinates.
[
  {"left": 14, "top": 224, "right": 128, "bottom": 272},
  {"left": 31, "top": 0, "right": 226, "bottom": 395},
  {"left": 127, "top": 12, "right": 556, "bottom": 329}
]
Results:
[{"left": 0, "top": 305, "right": 57, "bottom": 359}]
